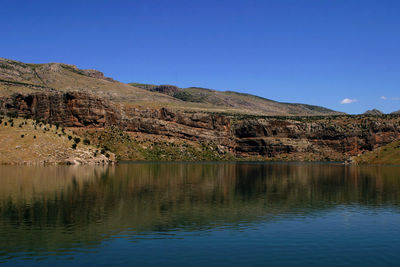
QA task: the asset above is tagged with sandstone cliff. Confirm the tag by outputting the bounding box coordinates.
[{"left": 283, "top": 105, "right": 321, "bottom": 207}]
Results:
[{"left": 1, "top": 92, "right": 399, "bottom": 162}]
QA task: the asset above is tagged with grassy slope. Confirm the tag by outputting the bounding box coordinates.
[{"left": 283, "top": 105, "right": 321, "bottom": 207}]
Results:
[
  {"left": 352, "top": 140, "right": 400, "bottom": 165},
  {"left": 130, "top": 83, "right": 343, "bottom": 116},
  {"left": 0, "top": 117, "right": 114, "bottom": 164},
  {"left": 0, "top": 58, "right": 343, "bottom": 116},
  {"left": 0, "top": 58, "right": 181, "bottom": 106}
]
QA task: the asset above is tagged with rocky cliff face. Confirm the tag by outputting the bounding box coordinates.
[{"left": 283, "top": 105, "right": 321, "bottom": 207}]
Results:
[
  {"left": 1, "top": 92, "right": 399, "bottom": 161},
  {"left": 0, "top": 92, "right": 120, "bottom": 127},
  {"left": 0, "top": 92, "right": 232, "bottom": 145},
  {"left": 233, "top": 117, "right": 400, "bottom": 161}
]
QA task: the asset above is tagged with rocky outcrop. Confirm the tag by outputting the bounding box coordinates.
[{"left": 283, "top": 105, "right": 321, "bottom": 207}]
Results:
[
  {"left": 1, "top": 92, "right": 399, "bottom": 161},
  {"left": 119, "top": 106, "right": 232, "bottom": 145},
  {"left": 150, "top": 85, "right": 180, "bottom": 95},
  {"left": 0, "top": 92, "right": 120, "bottom": 127},
  {"left": 81, "top": 69, "right": 114, "bottom": 81},
  {"left": 363, "top": 109, "right": 383, "bottom": 115},
  {"left": 233, "top": 117, "right": 400, "bottom": 160},
  {"left": 0, "top": 92, "right": 232, "bottom": 145}
]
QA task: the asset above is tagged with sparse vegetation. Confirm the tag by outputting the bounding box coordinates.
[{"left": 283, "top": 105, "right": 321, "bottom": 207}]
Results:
[
  {"left": 0, "top": 117, "right": 114, "bottom": 165},
  {"left": 352, "top": 140, "right": 400, "bottom": 165},
  {"left": 73, "top": 126, "right": 236, "bottom": 161},
  {"left": 83, "top": 138, "right": 90, "bottom": 145}
]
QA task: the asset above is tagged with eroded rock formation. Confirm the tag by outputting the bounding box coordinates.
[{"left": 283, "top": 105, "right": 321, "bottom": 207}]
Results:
[{"left": 1, "top": 92, "right": 399, "bottom": 161}]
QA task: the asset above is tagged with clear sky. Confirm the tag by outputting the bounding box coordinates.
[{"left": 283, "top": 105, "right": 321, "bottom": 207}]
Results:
[{"left": 1, "top": 0, "right": 399, "bottom": 114}]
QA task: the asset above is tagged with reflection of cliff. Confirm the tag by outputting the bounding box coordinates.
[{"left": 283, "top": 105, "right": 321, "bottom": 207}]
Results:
[{"left": 0, "top": 163, "right": 400, "bottom": 258}]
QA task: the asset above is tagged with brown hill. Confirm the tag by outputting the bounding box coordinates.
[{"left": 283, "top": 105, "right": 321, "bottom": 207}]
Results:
[
  {"left": 130, "top": 82, "right": 345, "bottom": 116},
  {"left": 363, "top": 109, "right": 384, "bottom": 115},
  {"left": 0, "top": 57, "right": 343, "bottom": 116},
  {"left": 0, "top": 57, "right": 177, "bottom": 105}
]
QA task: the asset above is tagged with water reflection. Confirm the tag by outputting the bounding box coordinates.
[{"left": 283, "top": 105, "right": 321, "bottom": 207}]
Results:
[{"left": 0, "top": 163, "right": 400, "bottom": 262}]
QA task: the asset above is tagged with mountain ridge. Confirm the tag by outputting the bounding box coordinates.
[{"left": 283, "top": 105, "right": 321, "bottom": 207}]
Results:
[
  {"left": 128, "top": 82, "right": 344, "bottom": 116},
  {"left": 1, "top": 58, "right": 399, "bottom": 164},
  {"left": 0, "top": 57, "right": 343, "bottom": 116}
]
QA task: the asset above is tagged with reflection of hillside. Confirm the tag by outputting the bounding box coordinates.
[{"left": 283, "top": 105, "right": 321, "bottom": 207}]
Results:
[
  {"left": 0, "top": 165, "right": 112, "bottom": 200},
  {"left": 0, "top": 163, "right": 400, "bottom": 259}
]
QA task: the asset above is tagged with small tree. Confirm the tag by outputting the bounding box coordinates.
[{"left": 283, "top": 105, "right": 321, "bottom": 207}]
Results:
[
  {"left": 71, "top": 143, "right": 77, "bottom": 149},
  {"left": 73, "top": 137, "right": 81, "bottom": 144},
  {"left": 83, "top": 138, "right": 90, "bottom": 145}
]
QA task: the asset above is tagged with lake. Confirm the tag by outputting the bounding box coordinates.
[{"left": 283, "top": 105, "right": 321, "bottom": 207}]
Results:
[{"left": 0, "top": 162, "right": 400, "bottom": 266}]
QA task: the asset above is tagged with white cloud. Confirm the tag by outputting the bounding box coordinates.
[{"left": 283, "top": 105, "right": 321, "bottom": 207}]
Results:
[
  {"left": 380, "top": 96, "right": 387, "bottom": 100},
  {"left": 340, "top": 98, "right": 358, "bottom": 104},
  {"left": 391, "top": 97, "right": 400, "bottom": 101}
]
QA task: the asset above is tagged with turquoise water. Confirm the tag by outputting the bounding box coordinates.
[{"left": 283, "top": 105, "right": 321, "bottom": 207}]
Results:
[{"left": 0, "top": 162, "right": 400, "bottom": 266}]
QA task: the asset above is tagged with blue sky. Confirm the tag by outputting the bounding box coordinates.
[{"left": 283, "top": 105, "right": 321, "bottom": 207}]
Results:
[{"left": 1, "top": 0, "right": 399, "bottom": 114}]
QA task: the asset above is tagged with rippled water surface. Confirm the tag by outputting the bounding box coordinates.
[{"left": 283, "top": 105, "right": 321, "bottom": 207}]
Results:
[{"left": 1, "top": 162, "right": 400, "bottom": 266}]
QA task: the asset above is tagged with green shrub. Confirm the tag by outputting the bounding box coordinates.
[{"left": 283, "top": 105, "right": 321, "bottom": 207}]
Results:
[
  {"left": 71, "top": 143, "right": 77, "bottom": 149},
  {"left": 83, "top": 138, "right": 90, "bottom": 145}
]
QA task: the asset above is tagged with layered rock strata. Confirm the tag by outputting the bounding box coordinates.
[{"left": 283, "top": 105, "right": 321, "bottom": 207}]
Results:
[{"left": 1, "top": 92, "right": 399, "bottom": 161}]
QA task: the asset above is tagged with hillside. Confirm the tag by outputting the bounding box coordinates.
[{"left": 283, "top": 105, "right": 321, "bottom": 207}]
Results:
[
  {"left": 0, "top": 57, "right": 179, "bottom": 106},
  {"left": 363, "top": 109, "right": 383, "bottom": 115},
  {"left": 352, "top": 140, "right": 400, "bottom": 165},
  {"left": 0, "top": 116, "right": 115, "bottom": 165},
  {"left": 129, "top": 83, "right": 344, "bottom": 116},
  {"left": 0, "top": 57, "right": 343, "bottom": 116}
]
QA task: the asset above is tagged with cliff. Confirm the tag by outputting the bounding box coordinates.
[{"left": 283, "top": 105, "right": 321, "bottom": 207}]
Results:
[
  {"left": 1, "top": 92, "right": 399, "bottom": 162},
  {"left": 233, "top": 116, "right": 400, "bottom": 161}
]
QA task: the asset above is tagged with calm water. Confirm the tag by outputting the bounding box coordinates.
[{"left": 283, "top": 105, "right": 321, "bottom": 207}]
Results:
[{"left": 0, "top": 162, "right": 400, "bottom": 266}]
